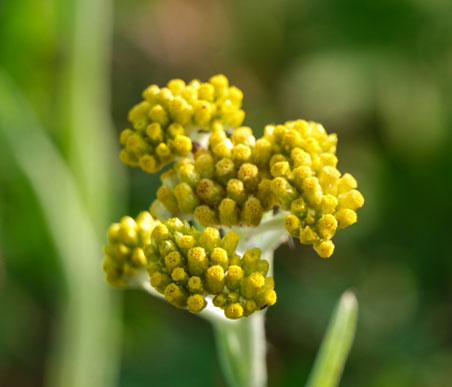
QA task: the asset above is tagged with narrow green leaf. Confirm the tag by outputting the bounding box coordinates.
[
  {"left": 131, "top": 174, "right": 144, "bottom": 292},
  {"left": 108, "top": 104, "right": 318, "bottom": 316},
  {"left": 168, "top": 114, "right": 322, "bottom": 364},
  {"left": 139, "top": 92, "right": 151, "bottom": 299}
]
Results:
[
  {"left": 306, "top": 291, "right": 358, "bottom": 387},
  {"left": 0, "top": 70, "right": 120, "bottom": 387}
]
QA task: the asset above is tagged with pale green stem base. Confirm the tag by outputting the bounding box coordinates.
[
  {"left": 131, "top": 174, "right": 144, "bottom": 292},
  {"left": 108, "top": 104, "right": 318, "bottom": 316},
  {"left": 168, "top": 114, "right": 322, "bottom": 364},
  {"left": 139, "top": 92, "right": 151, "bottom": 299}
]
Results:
[{"left": 213, "top": 312, "right": 267, "bottom": 387}]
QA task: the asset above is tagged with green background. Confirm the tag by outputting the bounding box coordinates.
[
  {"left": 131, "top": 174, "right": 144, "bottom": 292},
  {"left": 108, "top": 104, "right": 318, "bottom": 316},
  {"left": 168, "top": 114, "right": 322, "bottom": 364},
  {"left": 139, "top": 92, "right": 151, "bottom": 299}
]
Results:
[{"left": 1, "top": 0, "right": 451, "bottom": 386}]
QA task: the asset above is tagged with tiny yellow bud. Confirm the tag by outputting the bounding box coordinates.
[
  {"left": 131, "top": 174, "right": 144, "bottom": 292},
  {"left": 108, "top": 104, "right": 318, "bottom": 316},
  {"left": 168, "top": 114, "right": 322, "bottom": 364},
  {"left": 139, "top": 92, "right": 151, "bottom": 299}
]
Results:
[
  {"left": 256, "top": 179, "right": 277, "bottom": 211},
  {"left": 167, "top": 78, "right": 185, "bottom": 95},
  {"left": 131, "top": 247, "right": 147, "bottom": 267},
  {"left": 199, "top": 227, "right": 221, "bottom": 252},
  {"left": 188, "top": 276, "right": 204, "bottom": 294},
  {"left": 107, "top": 223, "right": 121, "bottom": 243},
  {"left": 172, "top": 135, "right": 192, "bottom": 156},
  {"left": 219, "top": 198, "right": 239, "bottom": 226},
  {"left": 238, "top": 163, "right": 259, "bottom": 191},
  {"left": 146, "top": 122, "right": 163, "bottom": 144},
  {"left": 240, "top": 197, "right": 263, "bottom": 227},
  {"left": 168, "top": 123, "right": 185, "bottom": 138},
  {"left": 149, "top": 104, "right": 169, "bottom": 126},
  {"left": 290, "top": 198, "right": 306, "bottom": 217},
  {"left": 232, "top": 144, "right": 252, "bottom": 165},
  {"left": 316, "top": 214, "right": 338, "bottom": 239},
  {"left": 187, "top": 247, "right": 209, "bottom": 276},
  {"left": 198, "top": 83, "right": 215, "bottom": 101},
  {"left": 337, "top": 173, "right": 357, "bottom": 193},
  {"left": 228, "top": 86, "right": 243, "bottom": 105},
  {"left": 175, "top": 235, "right": 196, "bottom": 252},
  {"left": 221, "top": 231, "right": 240, "bottom": 256},
  {"left": 241, "top": 272, "right": 265, "bottom": 299},
  {"left": 291, "top": 148, "right": 312, "bottom": 167},
  {"left": 271, "top": 177, "right": 298, "bottom": 210},
  {"left": 205, "top": 265, "right": 226, "bottom": 294},
  {"left": 243, "top": 300, "right": 257, "bottom": 316},
  {"left": 164, "top": 283, "right": 187, "bottom": 308},
  {"left": 120, "top": 129, "right": 134, "bottom": 145},
  {"left": 157, "top": 186, "right": 179, "bottom": 214},
  {"left": 194, "top": 101, "right": 213, "bottom": 126},
  {"left": 152, "top": 224, "right": 170, "bottom": 242},
  {"left": 213, "top": 293, "right": 227, "bottom": 307},
  {"left": 339, "top": 189, "right": 365, "bottom": 210},
  {"left": 314, "top": 240, "right": 335, "bottom": 258},
  {"left": 299, "top": 226, "right": 318, "bottom": 244},
  {"left": 156, "top": 143, "right": 172, "bottom": 162},
  {"left": 226, "top": 265, "right": 244, "bottom": 290},
  {"left": 231, "top": 127, "right": 254, "bottom": 146},
  {"left": 215, "top": 158, "right": 236, "bottom": 184},
  {"left": 171, "top": 267, "right": 188, "bottom": 283},
  {"left": 226, "top": 179, "right": 246, "bottom": 204},
  {"left": 164, "top": 251, "right": 183, "bottom": 272},
  {"left": 320, "top": 194, "right": 338, "bottom": 214},
  {"left": 241, "top": 248, "right": 261, "bottom": 274},
  {"left": 150, "top": 272, "right": 171, "bottom": 293},
  {"left": 209, "top": 74, "right": 229, "bottom": 98},
  {"left": 195, "top": 150, "right": 215, "bottom": 178},
  {"left": 140, "top": 154, "right": 160, "bottom": 173},
  {"left": 174, "top": 183, "right": 200, "bottom": 213},
  {"left": 335, "top": 208, "right": 357, "bottom": 228},
  {"left": 210, "top": 247, "right": 229, "bottom": 269},
  {"left": 302, "top": 177, "right": 323, "bottom": 206},
  {"left": 187, "top": 294, "right": 206, "bottom": 313},
  {"left": 284, "top": 214, "right": 300, "bottom": 237},
  {"left": 224, "top": 303, "right": 244, "bottom": 319},
  {"left": 257, "top": 289, "right": 277, "bottom": 309},
  {"left": 194, "top": 205, "right": 219, "bottom": 227},
  {"left": 196, "top": 178, "right": 225, "bottom": 206},
  {"left": 142, "top": 84, "right": 160, "bottom": 102}
]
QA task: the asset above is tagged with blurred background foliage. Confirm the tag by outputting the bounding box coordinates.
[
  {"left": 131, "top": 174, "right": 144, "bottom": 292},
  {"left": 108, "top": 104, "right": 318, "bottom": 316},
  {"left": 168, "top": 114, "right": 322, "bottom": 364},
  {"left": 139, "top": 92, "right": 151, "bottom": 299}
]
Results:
[{"left": 1, "top": 0, "right": 452, "bottom": 386}]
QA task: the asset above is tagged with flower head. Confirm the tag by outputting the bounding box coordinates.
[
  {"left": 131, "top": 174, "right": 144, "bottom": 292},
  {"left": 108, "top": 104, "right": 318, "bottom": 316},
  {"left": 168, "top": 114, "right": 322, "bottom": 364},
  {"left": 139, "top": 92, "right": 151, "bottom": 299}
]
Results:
[
  {"left": 104, "top": 75, "right": 365, "bottom": 321},
  {"left": 103, "top": 211, "right": 159, "bottom": 287},
  {"left": 150, "top": 119, "right": 364, "bottom": 258},
  {"left": 262, "top": 120, "right": 364, "bottom": 257},
  {"left": 146, "top": 218, "right": 276, "bottom": 318},
  {"left": 119, "top": 75, "right": 245, "bottom": 173}
]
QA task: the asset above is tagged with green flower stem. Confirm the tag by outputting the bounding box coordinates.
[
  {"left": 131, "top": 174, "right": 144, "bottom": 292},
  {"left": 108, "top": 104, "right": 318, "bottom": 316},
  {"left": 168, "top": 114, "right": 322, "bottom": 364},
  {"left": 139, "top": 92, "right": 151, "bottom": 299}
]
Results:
[
  {"left": 213, "top": 311, "right": 267, "bottom": 387},
  {"left": 306, "top": 291, "right": 358, "bottom": 387}
]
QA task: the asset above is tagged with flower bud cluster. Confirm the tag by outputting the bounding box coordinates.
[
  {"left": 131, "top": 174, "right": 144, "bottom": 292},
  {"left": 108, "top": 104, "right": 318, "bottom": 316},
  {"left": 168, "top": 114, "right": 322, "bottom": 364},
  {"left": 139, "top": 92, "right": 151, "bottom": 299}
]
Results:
[
  {"left": 262, "top": 120, "right": 365, "bottom": 257},
  {"left": 149, "top": 119, "right": 364, "bottom": 258},
  {"left": 145, "top": 218, "right": 276, "bottom": 319},
  {"left": 103, "top": 211, "right": 158, "bottom": 287},
  {"left": 119, "top": 75, "right": 245, "bottom": 173},
  {"left": 150, "top": 125, "right": 276, "bottom": 228}
]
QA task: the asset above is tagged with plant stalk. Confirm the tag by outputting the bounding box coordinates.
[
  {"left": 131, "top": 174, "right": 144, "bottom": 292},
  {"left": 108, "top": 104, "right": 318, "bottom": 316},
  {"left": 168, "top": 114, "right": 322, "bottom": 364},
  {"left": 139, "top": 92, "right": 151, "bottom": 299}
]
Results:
[{"left": 213, "top": 312, "right": 267, "bottom": 387}]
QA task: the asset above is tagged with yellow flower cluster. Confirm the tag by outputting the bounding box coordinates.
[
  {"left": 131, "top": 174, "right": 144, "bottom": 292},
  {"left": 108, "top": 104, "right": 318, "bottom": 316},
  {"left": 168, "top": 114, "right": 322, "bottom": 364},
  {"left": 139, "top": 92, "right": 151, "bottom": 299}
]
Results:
[
  {"left": 149, "top": 118, "right": 364, "bottom": 257},
  {"left": 150, "top": 125, "right": 275, "bottom": 227},
  {"left": 261, "top": 120, "right": 365, "bottom": 257},
  {"left": 107, "top": 75, "right": 365, "bottom": 318},
  {"left": 119, "top": 75, "right": 245, "bottom": 173},
  {"left": 146, "top": 218, "right": 276, "bottom": 319},
  {"left": 103, "top": 211, "right": 158, "bottom": 287}
]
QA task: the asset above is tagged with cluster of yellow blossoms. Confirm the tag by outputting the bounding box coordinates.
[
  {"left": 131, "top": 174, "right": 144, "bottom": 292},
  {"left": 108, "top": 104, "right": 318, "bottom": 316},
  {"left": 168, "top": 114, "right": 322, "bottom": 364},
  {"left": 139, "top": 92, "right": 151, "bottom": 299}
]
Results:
[
  {"left": 150, "top": 119, "right": 364, "bottom": 258},
  {"left": 146, "top": 218, "right": 276, "bottom": 319},
  {"left": 103, "top": 75, "right": 364, "bottom": 319},
  {"left": 103, "top": 211, "right": 276, "bottom": 319},
  {"left": 103, "top": 211, "right": 158, "bottom": 287},
  {"left": 119, "top": 75, "right": 245, "bottom": 173}
]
